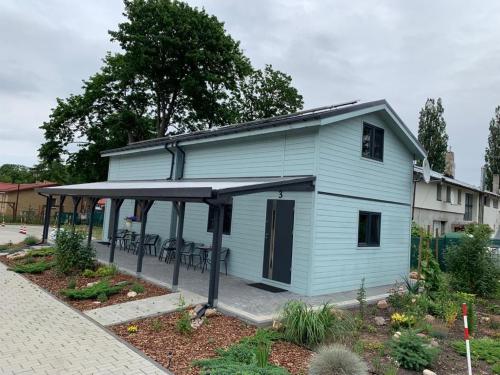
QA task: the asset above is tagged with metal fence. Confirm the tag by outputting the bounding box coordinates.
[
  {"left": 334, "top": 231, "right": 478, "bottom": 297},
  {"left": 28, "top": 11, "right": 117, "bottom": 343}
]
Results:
[{"left": 410, "top": 236, "right": 500, "bottom": 270}]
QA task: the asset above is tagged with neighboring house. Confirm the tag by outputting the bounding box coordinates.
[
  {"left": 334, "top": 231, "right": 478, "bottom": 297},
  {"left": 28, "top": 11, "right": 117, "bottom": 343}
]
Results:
[
  {"left": 413, "top": 156, "right": 500, "bottom": 237},
  {"left": 40, "top": 100, "right": 426, "bottom": 297},
  {"left": 0, "top": 182, "right": 69, "bottom": 222}
]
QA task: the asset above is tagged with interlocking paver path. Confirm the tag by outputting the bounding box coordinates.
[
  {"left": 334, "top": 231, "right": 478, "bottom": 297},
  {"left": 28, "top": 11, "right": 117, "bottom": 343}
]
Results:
[{"left": 0, "top": 262, "right": 169, "bottom": 375}]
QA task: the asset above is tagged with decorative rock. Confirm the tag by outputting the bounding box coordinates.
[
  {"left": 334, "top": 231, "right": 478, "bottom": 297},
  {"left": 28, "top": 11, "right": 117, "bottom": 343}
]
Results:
[
  {"left": 377, "top": 299, "right": 388, "bottom": 309},
  {"left": 127, "top": 291, "right": 138, "bottom": 298},
  {"left": 6, "top": 251, "right": 27, "bottom": 260},
  {"left": 424, "top": 314, "right": 436, "bottom": 324},
  {"left": 92, "top": 301, "right": 101, "bottom": 305},
  {"left": 393, "top": 331, "right": 401, "bottom": 339},
  {"left": 115, "top": 280, "right": 129, "bottom": 286},
  {"left": 86, "top": 282, "right": 98, "bottom": 287},
  {"left": 188, "top": 310, "right": 197, "bottom": 319},
  {"left": 417, "top": 333, "right": 427, "bottom": 338},
  {"left": 480, "top": 316, "right": 490, "bottom": 324},
  {"left": 190, "top": 318, "right": 203, "bottom": 330},
  {"left": 374, "top": 316, "right": 386, "bottom": 326},
  {"left": 204, "top": 308, "right": 217, "bottom": 318},
  {"left": 423, "top": 370, "right": 437, "bottom": 375},
  {"left": 430, "top": 338, "right": 439, "bottom": 348}
]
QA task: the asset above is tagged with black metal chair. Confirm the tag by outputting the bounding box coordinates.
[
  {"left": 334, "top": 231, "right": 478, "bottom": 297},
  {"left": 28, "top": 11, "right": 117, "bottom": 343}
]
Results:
[
  {"left": 144, "top": 234, "right": 160, "bottom": 256},
  {"left": 116, "top": 229, "right": 127, "bottom": 250},
  {"left": 189, "top": 243, "right": 205, "bottom": 271},
  {"left": 126, "top": 232, "right": 138, "bottom": 253},
  {"left": 202, "top": 247, "right": 230, "bottom": 275},
  {"left": 158, "top": 238, "right": 176, "bottom": 262}
]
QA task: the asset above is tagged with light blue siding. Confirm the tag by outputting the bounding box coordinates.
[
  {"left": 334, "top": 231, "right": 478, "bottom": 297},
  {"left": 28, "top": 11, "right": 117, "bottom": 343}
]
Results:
[
  {"left": 183, "top": 128, "right": 317, "bottom": 178},
  {"left": 309, "top": 113, "right": 413, "bottom": 295}
]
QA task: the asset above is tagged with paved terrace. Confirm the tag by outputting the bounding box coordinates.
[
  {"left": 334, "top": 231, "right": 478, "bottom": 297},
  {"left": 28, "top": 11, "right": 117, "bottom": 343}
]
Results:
[
  {"left": 95, "top": 242, "right": 392, "bottom": 324},
  {"left": 0, "top": 262, "right": 169, "bottom": 375}
]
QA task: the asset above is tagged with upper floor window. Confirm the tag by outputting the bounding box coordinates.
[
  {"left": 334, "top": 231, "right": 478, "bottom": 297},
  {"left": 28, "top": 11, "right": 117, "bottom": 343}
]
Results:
[
  {"left": 493, "top": 198, "right": 499, "bottom": 209},
  {"left": 446, "top": 186, "right": 452, "bottom": 203},
  {"left": 457, "top": 189, "right": 462, "bottom": 205},
  {"left": 361, "top": 123, "right": 384, "bottom": 161},
  {"left": 207, "top": 204, "right": 233, "bottom": 235},
  {"left": 437, "top": 184, "right": 442, "bottom": 201},
  {"left": 464, "top": 193, "right": 473, "bottom": 221},
  {"left": 358, "top": 211, "right": 381, "bottom": 247},
  {"left": 484, "top": 196, "right": 490, "bottom": 207}
]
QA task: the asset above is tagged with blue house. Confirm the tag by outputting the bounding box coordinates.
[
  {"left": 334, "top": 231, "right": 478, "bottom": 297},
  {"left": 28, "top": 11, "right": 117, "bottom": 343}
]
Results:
[{"left": 39, "top": 100, "right": 426, "bottom": 305}]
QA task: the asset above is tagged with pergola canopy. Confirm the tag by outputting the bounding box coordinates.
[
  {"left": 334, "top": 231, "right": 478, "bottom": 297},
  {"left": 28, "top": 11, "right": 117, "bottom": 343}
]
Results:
[{"left": 36, "top": 176, "right": 315, "bottom": 201}]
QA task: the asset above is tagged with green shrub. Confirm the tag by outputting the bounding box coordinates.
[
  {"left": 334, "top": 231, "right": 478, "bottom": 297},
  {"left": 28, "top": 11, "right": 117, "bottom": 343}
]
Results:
[
  {"left": 329, "top": 309, "right": 358, "bottom": 343},
  {"left": 27, "top": 247, "right": 55, "bottom": 257},
  {"left": 308, "top": 344, "right": 368, "bottom": 375},
  {"left": 445, "top": 224, "right": 499, "bottom": 297},
  {"left": 421, "top": 249, "right": 442, "bottom": 293},
  {"left": 55, "top": 229, "right": 95, "bottom": 275},
  {"left": 389, "top": 330, "right": 438, "bottom": 371},
  {"left": 82, "top": 269, "right": 96, "bottom": 277},
  {"left": 23, "top": 235, "right": 39, "bottom": 246},
  {"left": 195, "top": 330, "right": 288, "bottom": 375},
  {"left": 176, "top": 295, "right": 192, "bottom": 335},
  {"left": 493, "top": 362, "right": 500, "bottom": 375},
  {"left": 67, "top": 277, "right": 77, "bottom": 289},
  {"left": 280, "top": 301, "right": 334, "bottom": 348},
  {"left": 95, "top": 264, "right": 118, "bottom": 277},
  {"left": 130, "top": 282, "right": 145, "bottom": 294},
  {"left": 61, "top": 280, "right": 124, "bottom": 300},
  {"left": 97, "top": 292, "right": 108, "bottom": 303},
  {"left": 10, "top": 260, "right": 55, "bottom": 274},
  {"left": 357, "top": 278, "right": 367, "bottom": 321},
  {"left": 452, "top": 337, "right": 500, "bottom": 365}
]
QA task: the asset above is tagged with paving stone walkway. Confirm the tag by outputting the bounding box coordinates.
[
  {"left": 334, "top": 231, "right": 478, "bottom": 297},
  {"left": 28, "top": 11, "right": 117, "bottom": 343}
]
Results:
[
  {"left": 0, "top": 262, "right": 170, "bottom": 375},
  {"left": 85, "top": 291, "right": 205, "bottom": 326}
]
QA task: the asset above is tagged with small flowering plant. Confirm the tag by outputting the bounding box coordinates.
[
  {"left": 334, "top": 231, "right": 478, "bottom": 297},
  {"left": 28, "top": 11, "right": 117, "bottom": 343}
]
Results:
[
  {"left": 390, "top": 312, "right": 415, "bottom": 329},
  {"left": 127, "top": 325, "right": 138, "bottom": 334}
]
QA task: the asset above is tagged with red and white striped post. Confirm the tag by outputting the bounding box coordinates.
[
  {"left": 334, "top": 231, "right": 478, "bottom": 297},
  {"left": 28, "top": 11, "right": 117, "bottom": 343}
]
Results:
[{"left": 462, "top": 303, "right": 473, "bottom": 375}]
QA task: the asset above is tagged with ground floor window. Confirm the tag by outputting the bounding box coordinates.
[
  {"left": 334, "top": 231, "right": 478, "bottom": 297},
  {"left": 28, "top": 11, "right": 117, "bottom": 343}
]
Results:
[
  {"left": 358, "top": 211, "right": 381, "bottom": 247},
  {"left": 207, "top": 204, "right": 232, "bottom": 235}
]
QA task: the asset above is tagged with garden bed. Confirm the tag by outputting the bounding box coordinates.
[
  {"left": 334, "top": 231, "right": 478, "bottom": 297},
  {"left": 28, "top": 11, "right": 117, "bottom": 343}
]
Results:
[
  {"left": 111, "top": 312, "right": 312, "bottom": 375},
  {"left": 0, "top": 255, "right": 169, "bottom": 311}
]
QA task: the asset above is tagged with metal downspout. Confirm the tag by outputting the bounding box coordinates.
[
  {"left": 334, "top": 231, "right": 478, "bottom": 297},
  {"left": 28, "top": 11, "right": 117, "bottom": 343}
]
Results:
[{"left": 165, "top": 144, "right": 175, "bottom": 180}]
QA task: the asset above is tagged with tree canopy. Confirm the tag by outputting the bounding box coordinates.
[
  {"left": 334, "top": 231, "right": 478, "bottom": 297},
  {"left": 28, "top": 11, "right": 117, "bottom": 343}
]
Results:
[
  {"left": 0, "top": 164, "right": 36, "bottom": 184},
  {"left": 38, "top": 0, "right": 303, "bottom": 183},
  {"left": 417, "top": 98, "right": 449, "bottom": 173},
  {"left": 484, "top": 106, "right": 500, "bottom": 191}
]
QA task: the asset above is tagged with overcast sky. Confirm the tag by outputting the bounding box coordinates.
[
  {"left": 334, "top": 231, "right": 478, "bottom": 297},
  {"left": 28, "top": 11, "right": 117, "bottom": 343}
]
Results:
[{"left": 1, "top": 0, "right": 499, "bottom": 185}]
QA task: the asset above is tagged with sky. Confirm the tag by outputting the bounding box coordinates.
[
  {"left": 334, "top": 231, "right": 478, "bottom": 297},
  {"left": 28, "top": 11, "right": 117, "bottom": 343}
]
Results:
[{"left": 1, "top": 0, "right": 499, "bottom": 185}]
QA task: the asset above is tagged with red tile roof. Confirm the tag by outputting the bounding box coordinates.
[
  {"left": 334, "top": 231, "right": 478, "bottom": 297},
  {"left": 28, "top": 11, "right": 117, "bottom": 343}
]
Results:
[{"left": 0, "top": 182, "right": 58, "bottom": 193}]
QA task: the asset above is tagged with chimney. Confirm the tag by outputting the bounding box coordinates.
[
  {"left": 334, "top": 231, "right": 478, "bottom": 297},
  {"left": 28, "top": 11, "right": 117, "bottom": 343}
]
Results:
[
  {"left": 493, "top": 174, "right": 500, "bottom": 194},
  {"left": 444, "top": 149, "right": 455, "bottom": 178}
]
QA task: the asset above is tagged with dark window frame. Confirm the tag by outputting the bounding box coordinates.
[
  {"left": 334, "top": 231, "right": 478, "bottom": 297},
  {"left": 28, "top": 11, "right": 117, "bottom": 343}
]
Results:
[
  {"left": 493, "top": 198, "right": 498, "bottom": 209},
  {"left": 436, "top": 184, "right": 442, "bottom": 201},
  {"left": 484, "top": 196, "right": 490, "bottom": 207},
  {"left": 357, "top": 211, "right": 381, "bottom": 247},
  {"left": 207, "top": 204, "right": 233, "bottom": 235},
  {"left": 457, "top": 189, "right": 462, "bottom": 205},
  {"left": 464, "top": 193, "right": 473, "bottom": 221},
  {"left": 361, "top": 123, "right": 384, "bottom": 162}
]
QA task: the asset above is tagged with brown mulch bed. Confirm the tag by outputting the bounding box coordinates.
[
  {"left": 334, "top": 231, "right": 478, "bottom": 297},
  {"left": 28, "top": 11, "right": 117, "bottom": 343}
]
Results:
[
  {"left": 0, "top": 255, "right": 169, "bottom": 311},
  {"left": 351, "top": 301, "right": 498, "bottom": 375},
  {"left": 111, "top": 312, "right": 312, "bottom": 375}
]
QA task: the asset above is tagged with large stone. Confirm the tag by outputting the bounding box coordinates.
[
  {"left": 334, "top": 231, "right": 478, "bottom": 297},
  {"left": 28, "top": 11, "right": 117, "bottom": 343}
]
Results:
[
  {"left": 417, "top": 333, "right": 427, "bottom": 338},
  {"left": 374, "top": 316, "right": 386, "bottom": 326},
  {"left": 393, "top": 331, "right": 401, "bottom": 339},
  {"left": 423, "top": 370, "right": 437, "bottom": 375},
  {"left": 204, "top": 308, "right": 217, "bottom": 318},
  {"left": 377, "top": 299, "right": 388, "bottom": 309},
  {"left": 127, "top": 291, "right": 138, "bottom": 298},
  {"left": 86, "top": 282, "right": 98, "bottom": 288},
  {"left": 6, "top": 251, "right": 27, "bottom": 260},
  {"left": 409, "top": 271, "right": 419, "bottom": 279},
  {"left": 193, "top": 304, "right": 204, "bottom": 314},
  {"left": 190, "top": 318, "right": 204, "bottom": 330}
]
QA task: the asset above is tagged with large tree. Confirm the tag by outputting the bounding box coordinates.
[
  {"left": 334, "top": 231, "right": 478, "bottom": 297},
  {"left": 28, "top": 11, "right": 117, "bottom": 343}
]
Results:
[
  {"left": 484, "top": 106, "right": 500, "bottom": 191},
  {"left": 0, "top": 164, "right": 35, "bottom": 183},
  {"left": 39, "top": 0, "right": 303, "bottom": 183},
  {"left": 417, "top": 98, "right": 449, "bottom": 173}
]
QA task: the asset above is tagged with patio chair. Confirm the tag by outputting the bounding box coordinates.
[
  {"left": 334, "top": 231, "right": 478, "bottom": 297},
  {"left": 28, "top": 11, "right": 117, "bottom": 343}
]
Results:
[
  {"left": 144, "top": 234, "right": 160, "bottom": 256},
  {"left": 158, "top": 238, "right": 176, "bottom": 262},
  {"left": 202, "top": 247, "right": 230, "bottom": 275},
  {"left": 189, "top": 243, "right": 206, "bottom": 271},
  {"left": 115, "top": 229, "right": 127, "bottom": 250},
  {"left": 126, "top": 232, "right": 138, "bottom": 253}
]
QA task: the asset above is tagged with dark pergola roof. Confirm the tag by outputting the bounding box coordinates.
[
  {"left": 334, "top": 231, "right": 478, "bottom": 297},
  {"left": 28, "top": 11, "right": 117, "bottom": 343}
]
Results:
[{"left": 36, "top": 176, "right": 316, "bottom": 201}]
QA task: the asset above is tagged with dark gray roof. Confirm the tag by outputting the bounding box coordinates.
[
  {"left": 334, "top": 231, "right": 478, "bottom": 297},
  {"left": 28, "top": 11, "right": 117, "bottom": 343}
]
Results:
[
  {"left": 36, "top": 176, "right": 316, "bottom": 201},
  {"left": 102, "top": 99, "right": 424, "bottom": 156}
]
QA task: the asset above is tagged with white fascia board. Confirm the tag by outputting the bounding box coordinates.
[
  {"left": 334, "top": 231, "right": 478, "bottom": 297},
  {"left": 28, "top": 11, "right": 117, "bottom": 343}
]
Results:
[
  {"left": 102, "top": 145, "right": 166, "bottom": 157},
  {"left": 177, "top": 119, "right": 321, "bottom": 146}
]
